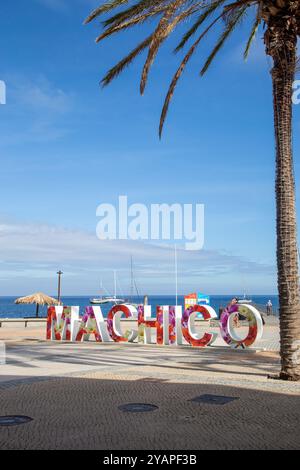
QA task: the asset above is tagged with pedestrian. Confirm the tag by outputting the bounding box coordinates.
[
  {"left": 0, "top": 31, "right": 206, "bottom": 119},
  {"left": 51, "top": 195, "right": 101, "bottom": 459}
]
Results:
[
  {"left": 266, "top": 299, "right": 273, "bottom": 316},
  {"left": 229, "top": 297, "right": 240, "bottom": 328}
]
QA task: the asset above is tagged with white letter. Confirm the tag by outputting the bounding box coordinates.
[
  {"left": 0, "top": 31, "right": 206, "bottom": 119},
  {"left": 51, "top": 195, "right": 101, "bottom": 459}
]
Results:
[
  {"left": 118, "top": 195, "right": 128, "bottom": 239},
  {"left": 292, "top": 80, "right": 300, "bottom": 105},
  {"left": 184, "top": 204, "right": 204, "bottom": 250},
  {"left": 151, "top": 203, "right": 182, "bottom": 240},
  {"left": 96, "top": 203, "right": 116, "bottom": 240},
  {"left": 0, "top": 81, "right": 6, "bottom": 105},
  {"left": 128, "top": 203, "right": 148, "bottom": 240}
]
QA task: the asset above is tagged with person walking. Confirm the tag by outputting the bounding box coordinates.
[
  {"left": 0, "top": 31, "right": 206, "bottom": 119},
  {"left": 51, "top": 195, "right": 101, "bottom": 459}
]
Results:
[
  {"left": 228, "top": 297, "right": 240, "bottom": 328},
  {"left": 266, "top": 299, "right": 273, "bottom": 316}
]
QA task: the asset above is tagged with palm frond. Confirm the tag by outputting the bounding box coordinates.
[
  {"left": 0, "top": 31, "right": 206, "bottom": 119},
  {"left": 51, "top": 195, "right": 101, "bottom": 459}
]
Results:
[
  {"left": 243, "top": 10, "right": 260, "bottom": 59},
  {"left": 223, "top": 0, "right": 249, "bottom": 24},
  {"left": 140, "top": 0, "right": 195, "bottom": 95},
  {"left": 103, "top": 0, "right": 168, "bottom": 27},
  {"left": 223, "top": 0, "right": 254, "bottom": 13},
  {"left": 86, "top": 0, "right": 261, "bottom": 137},
  {"left": 102, "top": 35, "right": 153, "bottom": 86},
  {"left": 159, "top": 12, "right": 224, "bottom": 137},
  {"left": 84, "top": 0, "right": 129, "bottom": 24},
  {"left": 95, "top": 7, "right": 165, "bottom": 43},
  {"left": 200, "top": 5, "right": 248, "bottom": 75},
  {"left": 174, "top": 0, "right": 226, "bottom": 53}
]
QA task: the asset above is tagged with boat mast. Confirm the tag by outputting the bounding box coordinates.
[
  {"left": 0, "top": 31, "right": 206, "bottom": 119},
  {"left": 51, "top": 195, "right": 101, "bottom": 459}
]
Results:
[
  {"left": 114, "top": 270, "right": 117, "bottom": 299},
  {"left": 130, "top": 256, "right": 134, "bottom": 301}
]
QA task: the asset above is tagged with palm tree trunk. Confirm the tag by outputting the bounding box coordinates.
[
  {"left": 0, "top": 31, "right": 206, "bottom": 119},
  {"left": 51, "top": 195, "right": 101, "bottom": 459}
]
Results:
[{"left": 265, "top": 21, "right": 300, "bottom": 380}]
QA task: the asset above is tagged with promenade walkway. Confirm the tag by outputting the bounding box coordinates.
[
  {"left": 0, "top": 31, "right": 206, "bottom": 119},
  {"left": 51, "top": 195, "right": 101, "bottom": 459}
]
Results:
[{"left": 0, "top": 317, "right": 299, "bottom": 450}]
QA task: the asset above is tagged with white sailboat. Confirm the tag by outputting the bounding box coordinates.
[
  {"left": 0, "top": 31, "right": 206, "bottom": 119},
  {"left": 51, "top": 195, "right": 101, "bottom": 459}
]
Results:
[
  {"left": 89, "top": 298, "right": 110, "bottom": 305},
  {"left": 238, "top": 293, "right": 253, "bottom": 304},
  {"left": 90, "top": 280, "right": 110, "bottom": 304},
  {"left": 90, "top": 271, "right": 125, "bottom": 305},
  {"left": 237, "top": 276, "right": 252, "bottom": 304}
]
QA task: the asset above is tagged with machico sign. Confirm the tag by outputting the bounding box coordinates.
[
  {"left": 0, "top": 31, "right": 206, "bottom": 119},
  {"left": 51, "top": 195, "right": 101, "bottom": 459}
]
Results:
[{"left": 47, "top": 302, "right": 264, "bottom": 349}]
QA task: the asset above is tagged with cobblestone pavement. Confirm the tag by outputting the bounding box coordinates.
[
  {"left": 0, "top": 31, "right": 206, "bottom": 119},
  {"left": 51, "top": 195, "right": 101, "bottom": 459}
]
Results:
[
  {"left": 0, "top": 336, "right": 284, "bottom": 390},
  {"left": 0, "top": 368, "right": 300, "bottom": 450},
  {"left": 0, "top": 318, "right": 299, "bottom": 450}
]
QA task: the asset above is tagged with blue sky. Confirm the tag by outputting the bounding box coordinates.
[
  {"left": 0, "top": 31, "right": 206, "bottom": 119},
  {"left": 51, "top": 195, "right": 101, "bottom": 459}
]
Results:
[{"left": 0, "top": 0, "right": 299, "bottom": 296}]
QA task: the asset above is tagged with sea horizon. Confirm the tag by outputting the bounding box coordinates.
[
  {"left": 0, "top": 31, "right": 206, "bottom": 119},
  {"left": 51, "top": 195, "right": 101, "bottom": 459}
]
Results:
[{"left": 0, "top": 294, "right": 279, "bottom": 318}]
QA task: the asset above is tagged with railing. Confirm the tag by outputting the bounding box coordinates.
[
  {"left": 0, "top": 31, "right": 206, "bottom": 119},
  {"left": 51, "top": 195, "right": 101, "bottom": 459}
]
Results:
[
  {"left": 252, "top": 303, "right": 279, "bottom": 316},
  {"left": 0, "top": 318, "right": 47, "bottom": 328}
]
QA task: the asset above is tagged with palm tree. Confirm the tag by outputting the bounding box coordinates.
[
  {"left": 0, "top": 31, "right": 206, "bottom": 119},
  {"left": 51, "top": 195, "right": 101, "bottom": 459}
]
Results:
[{"left": 85, "top": 0, "right": 300, "bottom": 381}]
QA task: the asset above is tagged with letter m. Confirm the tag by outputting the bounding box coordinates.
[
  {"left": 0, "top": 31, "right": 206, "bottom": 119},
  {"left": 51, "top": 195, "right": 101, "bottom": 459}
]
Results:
[
  {"left": 47, "top": 306, "right": 79, "bottom": 341},
  {"left": 151, "top": 203, "right": 182, "bottom": 240}
]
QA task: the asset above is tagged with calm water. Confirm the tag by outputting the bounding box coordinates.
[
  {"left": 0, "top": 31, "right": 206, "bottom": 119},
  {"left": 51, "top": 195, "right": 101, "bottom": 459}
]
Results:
[{"left": 0, "top": 295, "right": 279, "bottom": 319}]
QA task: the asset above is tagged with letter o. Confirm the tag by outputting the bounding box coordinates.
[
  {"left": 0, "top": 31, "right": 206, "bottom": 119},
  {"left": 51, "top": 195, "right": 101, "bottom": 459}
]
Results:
[{"left": 220, "top": 303, "right": 263, "bottom": 348}]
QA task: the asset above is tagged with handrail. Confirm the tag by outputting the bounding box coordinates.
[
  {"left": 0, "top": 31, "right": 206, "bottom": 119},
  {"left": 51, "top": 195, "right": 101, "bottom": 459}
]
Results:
[{"left": 0, "top": 318, "right": 47, "bottom": 328}]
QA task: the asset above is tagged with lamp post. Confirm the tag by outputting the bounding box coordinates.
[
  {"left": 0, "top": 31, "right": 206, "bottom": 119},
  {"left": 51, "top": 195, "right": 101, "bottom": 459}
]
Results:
[{"left": 57, "top": 270, "right": 63, "bottom": 305}]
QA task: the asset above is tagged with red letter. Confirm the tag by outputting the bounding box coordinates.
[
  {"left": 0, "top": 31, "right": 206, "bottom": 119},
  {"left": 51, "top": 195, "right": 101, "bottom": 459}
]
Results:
[
  {"left": 181, "top": 305, "right": 217, "bottom": 347},
  {"left": 107, "top": 304, "right": 138, "bottom": 342}
]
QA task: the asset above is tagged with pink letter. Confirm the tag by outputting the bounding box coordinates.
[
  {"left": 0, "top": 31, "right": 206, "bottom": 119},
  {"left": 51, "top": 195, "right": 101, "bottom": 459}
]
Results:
[{"left": 220, "top": 304, "right": 263, "bottom": 349}]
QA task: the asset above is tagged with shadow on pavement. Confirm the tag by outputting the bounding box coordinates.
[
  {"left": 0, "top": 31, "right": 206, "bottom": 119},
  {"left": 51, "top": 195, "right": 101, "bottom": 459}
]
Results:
[{"left": 0, "top": 374, "right": 299, "bottom": 450}]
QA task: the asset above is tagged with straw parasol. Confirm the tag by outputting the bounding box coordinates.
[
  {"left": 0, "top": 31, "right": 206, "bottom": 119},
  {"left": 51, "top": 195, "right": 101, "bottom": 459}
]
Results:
[{"left": 15, "top": 292, "right": 59, "bottom": 318}]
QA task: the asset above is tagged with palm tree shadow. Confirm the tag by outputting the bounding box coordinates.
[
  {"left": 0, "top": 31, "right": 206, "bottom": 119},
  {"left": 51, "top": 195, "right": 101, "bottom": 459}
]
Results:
[{"left": 0, "top": 374, "right": 299, "bottom": 450}]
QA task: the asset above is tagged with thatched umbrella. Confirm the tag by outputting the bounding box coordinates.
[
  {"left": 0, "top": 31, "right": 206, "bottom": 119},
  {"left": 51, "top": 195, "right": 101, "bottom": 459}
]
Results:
[{"left": 15, "top": 292, "right": 59, "bottom": 318}]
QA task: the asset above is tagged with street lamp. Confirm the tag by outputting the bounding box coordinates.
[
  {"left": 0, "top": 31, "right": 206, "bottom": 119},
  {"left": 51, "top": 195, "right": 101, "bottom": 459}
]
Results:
[{"left": 57, "top": 270, "right": 63, "bottom": 305}]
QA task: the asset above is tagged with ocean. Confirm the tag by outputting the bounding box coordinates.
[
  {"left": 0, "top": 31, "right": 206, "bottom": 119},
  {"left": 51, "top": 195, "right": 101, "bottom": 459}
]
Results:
[{"left": 0, "top": 294, "right": 279, "bottom": 319}]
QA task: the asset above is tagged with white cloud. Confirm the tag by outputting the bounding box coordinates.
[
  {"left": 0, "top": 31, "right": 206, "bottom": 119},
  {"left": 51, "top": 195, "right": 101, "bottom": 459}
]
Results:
[
  {"left": 0, "top": 217, "right": 276, "bottom": 295},
  {"left": 0, "top": 76, "right": 74, "bottom": 146},
  {"left": 13, "top": 77, "right": 72, "bottom": 114}
]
